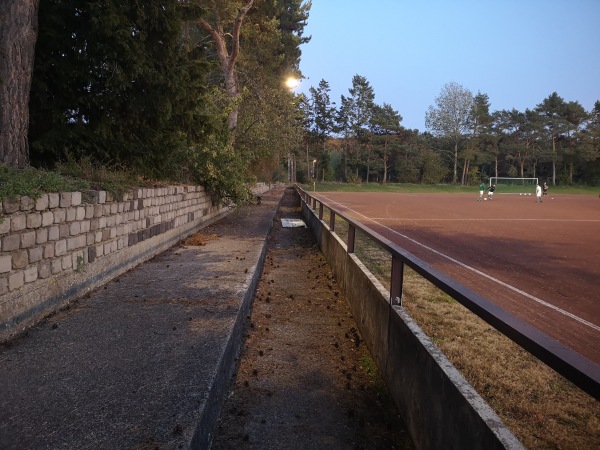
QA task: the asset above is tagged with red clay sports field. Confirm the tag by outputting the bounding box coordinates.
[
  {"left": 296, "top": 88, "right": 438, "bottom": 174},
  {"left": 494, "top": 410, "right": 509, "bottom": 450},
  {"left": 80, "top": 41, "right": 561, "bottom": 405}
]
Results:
[{"left": 313, "top": 191, "right": 600, "bottom": 366}]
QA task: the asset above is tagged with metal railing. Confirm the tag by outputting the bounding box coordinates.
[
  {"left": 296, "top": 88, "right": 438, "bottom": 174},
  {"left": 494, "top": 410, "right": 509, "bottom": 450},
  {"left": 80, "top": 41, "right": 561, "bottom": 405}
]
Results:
[{"left": 297, "top": 186, "right": 600, "bottom": 402}]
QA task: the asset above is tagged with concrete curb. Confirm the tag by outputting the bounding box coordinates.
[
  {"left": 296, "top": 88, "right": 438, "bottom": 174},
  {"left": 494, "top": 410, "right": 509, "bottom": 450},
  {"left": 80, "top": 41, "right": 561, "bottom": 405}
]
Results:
[{"left": 191, "top": 191, "right": 285, "bottom": 449}]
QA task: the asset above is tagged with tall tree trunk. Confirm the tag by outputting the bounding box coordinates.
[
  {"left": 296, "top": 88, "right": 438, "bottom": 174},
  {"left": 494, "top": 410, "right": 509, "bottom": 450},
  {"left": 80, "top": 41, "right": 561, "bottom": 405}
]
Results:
[
  {"left": 383, "top": 139, "right": 388, "bottom": 183},
  {"left": 0, "top": 0, "right": 39, "bottom": 168},
  {"left": 453, "top": 141, "right": 458, "bottom": 184},
  {"left": 198, "top": 0, "right": 254, "bottom": 134},
  {"left": 461, "top": 158, "right": 467, "bottom": 185},
  {"left": 552, "top": 135, "right": 557, "bottom": 185}
]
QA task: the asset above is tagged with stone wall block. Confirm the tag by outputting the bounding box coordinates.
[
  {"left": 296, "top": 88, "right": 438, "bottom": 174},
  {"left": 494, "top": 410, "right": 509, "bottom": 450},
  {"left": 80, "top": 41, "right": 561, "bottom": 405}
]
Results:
[
  {"left": 86, "top": 191, "right": 99, "bottom": 204},
  {"left": 9, "top": 271, "right": 24, "bottom": 291},
  {"left": 2, "top": 197, "right": 20, "bottom": 214},
  {"left": 48, "top": 225, "right": 59, "bottom": 241},
  {"left": 70, "top": 221, "right": 81, "bottom": 236},
  {"left": 0, "top": 276, "right": 7, "bottom": 295},
  {"left": 98, "top": 191, "right": 107, "bottom": 204},
  {"left": 36, "top": 228, "right": 48, "bottom": 245},
  {"left": 76, "top": 206, "right": 85, "bottom": 221},
  {"left": 24, "top": 267, "right": 38, "bottom": 283},
  {"left": 41, "top": 211, "right": 54, "bottom": 227},
  {"left": 12, "top": 250, "right": 28, "bottom": 269},
  {"left": 55, "top": 240, "right": 67, "bottom": 256},
  {"left": 11, "top": 213, "right": 26, "bottom": 232},
  {"left": 59, "top": 224, "right": 69, "bottom": 239},
  {"left": 39, "top": 263, "right": 52, "bottom": 279},
  {"left": 72, "top": 192, "right": 82, "bottom": 206},
  {"left": 88, "top": 246, "right": 97, "bottom": 264},
  {"left": 51, "top": 259, "right": 62, "bottom": 275},
  {"left": 0, "top": 218, "right": 10, "bottom": 234},
  {"left": 61, "top": 255, "right": 72, "bottom": 270},
  {"left": 0, "top": 255, "right": 12, "bottom": 273},
  {"left": 20, "top": 196, "right": 34, "bottom": 211},
  {"left": 53, "top": 209, "right": 66, "bottom": 224},
  {"left": 43, "top": 243, "right": 54, "bottom": 259},
  {"left": 66, "top": 207, "right": 77, "bottom": 222},
  {"left": 60, "top": 192, "right": 72, "bottom": 208},
  {"left": 67, "top": 235, "right": 85, "bottom": 251},
  {"left": 35, "top": 194, "right": 49, "bottom": 211},
  {"left": 3, "top": 234, "right": 20, "bottom": 252},
  {"left": 21, "top": 231, "right": 36, "bottom": 248},
  {"left": 27, "top": 212, "right": 42, "bottom": 229},
  {"left": 29, "top": 247, "right": 43, "bottom": 263},
  {"left": 46, "top": 193, "right": 59, "bottom": 208}
]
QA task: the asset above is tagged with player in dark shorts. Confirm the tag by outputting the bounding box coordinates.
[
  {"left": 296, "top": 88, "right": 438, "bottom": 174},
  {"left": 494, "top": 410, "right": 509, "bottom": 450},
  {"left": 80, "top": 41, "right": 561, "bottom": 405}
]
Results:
[{"left": 487, "top": 184, "right": 496, "bottom": 200}]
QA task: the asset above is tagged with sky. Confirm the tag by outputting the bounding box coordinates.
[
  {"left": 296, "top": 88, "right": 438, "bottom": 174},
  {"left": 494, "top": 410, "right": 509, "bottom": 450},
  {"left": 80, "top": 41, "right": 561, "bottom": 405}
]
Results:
[{"left": 296, "top": 0, "right": 600, "bottom": 132}]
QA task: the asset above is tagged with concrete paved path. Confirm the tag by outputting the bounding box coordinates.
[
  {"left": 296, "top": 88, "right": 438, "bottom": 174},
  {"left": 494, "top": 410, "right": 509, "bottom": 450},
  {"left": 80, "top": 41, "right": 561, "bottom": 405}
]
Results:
[{"left": 0, "top": 189, "right": 284, "bottom": 449}]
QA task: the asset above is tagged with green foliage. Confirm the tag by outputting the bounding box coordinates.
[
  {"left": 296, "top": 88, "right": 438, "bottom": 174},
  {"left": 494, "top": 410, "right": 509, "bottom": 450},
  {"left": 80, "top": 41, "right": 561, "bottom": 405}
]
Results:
[
  {"left": 54, "top": 158, "right": 141, "bottom": 199},
  {"left": 0, "top": 164, "right": 88, "bottom": 201},
  {"left": 185, "top": 135, "right": 254, "bottom": 204},
  {"left": 30, "top": 0, "right": 216, "bottom": 180}
]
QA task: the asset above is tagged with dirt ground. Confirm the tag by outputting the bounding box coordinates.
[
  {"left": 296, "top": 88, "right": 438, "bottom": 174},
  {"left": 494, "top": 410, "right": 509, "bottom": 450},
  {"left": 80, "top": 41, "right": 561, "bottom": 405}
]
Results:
[{"left": 211, "top": 188, "right": 414, "bottom": 449}]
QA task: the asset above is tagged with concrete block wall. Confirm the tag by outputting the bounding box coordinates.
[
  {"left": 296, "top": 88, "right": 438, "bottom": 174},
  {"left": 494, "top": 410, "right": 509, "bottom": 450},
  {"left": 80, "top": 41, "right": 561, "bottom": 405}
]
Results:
[{"left": 0, "top": 185, "right": 230, "bottom": 341}]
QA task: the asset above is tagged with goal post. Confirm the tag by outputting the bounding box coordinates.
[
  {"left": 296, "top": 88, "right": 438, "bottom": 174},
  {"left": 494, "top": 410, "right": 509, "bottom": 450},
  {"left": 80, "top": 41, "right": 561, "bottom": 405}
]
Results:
[{"left": 489, "top": 177, "right": 538, "bottom": 194}]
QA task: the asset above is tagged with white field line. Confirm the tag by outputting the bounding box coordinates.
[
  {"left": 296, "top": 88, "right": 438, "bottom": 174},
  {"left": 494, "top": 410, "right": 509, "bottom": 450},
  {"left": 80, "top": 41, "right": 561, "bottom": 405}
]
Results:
[
  {"left": 320, "top": 196, "right": 600, "bottom": 332},
  {"left": 370, "top": 218, "right": 600, "bottom": 222}
]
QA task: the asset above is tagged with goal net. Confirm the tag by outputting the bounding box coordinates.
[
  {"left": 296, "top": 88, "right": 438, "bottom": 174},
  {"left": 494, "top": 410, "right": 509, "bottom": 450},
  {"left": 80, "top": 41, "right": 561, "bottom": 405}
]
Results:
[{"left": 489, "top": 177, "right": 538, "bottom": 194}]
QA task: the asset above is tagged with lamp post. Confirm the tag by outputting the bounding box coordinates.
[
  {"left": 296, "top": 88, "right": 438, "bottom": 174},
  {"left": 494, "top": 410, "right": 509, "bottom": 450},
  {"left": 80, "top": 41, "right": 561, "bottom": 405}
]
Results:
[{"left": 312, "top": 159, "right": 317, "bottom": 191}]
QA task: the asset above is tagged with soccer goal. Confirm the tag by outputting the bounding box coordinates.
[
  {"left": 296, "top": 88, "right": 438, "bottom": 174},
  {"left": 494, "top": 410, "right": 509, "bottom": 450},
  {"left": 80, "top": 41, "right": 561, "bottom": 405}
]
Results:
[{"left": 489, "top": 177, "right": 538, "bottom": 195}]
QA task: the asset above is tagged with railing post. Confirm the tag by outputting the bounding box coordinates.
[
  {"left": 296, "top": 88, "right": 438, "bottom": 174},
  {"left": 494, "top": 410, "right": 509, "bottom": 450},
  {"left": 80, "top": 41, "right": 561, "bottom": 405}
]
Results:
[
  {"left": 390, "top": 255, "right": 404, "bottom": 305},
  {"left": 347, "top": 224, "right": 356, "bottom": 253},
  {"left": 318, "top": 203, "right": 323, "bottom": 220},
  {"left": 329, "top": 211, "right": 336, "bottom": 232}
]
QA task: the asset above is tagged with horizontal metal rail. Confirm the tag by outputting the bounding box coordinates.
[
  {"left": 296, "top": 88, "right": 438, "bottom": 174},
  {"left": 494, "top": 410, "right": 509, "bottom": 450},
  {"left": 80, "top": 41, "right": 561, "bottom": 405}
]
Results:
[{"left": 296, "top": 186, "right": 600, "bottom": 402}]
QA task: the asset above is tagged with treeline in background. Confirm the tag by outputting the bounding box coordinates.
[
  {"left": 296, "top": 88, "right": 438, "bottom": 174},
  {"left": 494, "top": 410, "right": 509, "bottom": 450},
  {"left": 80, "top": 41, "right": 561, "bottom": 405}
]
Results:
[
  {"left": 1, "top": 1, "right": 598, "bottom": 205},
  {"left": 301, "top": 78, "right": 600, "bottom": 187}
]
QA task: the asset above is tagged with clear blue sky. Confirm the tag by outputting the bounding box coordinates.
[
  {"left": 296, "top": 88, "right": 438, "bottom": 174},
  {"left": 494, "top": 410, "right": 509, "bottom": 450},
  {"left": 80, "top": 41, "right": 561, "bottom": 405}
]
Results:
[{"left": 297, "top": 0, "right": 600, "bottom": 131}]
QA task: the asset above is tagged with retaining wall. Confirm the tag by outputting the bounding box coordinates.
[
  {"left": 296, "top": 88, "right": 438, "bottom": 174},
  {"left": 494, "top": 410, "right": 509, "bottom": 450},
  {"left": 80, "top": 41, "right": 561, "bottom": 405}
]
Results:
[{"left": 0, "top": 183, "right": 270, "bottom": 341}]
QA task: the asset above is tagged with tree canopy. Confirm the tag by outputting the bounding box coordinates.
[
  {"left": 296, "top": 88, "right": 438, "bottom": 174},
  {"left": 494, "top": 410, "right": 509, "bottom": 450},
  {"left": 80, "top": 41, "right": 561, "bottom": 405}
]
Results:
[{"left": 0, "top": 0, "right": 310, "bottom": 202}]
